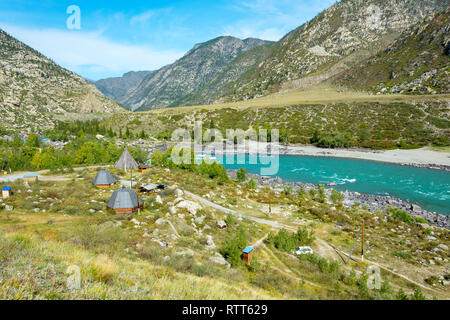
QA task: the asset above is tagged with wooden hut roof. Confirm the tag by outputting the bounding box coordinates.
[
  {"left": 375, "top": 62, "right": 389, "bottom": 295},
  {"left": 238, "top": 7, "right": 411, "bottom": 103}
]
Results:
[
  {"left": 115, "top": 148, "right": 138, "bottom": 170},
  {"left": 92, "top": 169, "right": 116, "bottom": 186},
  {"left": 107, "top": 186, "right": 143, "bottom": 210}
]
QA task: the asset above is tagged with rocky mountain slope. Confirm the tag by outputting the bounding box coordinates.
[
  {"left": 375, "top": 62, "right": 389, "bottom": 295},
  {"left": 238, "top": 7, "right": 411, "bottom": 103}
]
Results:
[
  {"left": 175, "top": 42, "right": 277, "bottom": 106},
  {"left": 219, "top": 0, "right": 449, "bottom": 102},
  {"left": 0, "top": 29, "right": 124, "bottom": 131},
  {"left": 333, "top": 9, "right": 450, "bottom": 94},
  {"left": 94, "top": 70, "right": 154, "bottom": 102},
  {"left": 115, "top": 36, "right": 270, "bottom": 111}
]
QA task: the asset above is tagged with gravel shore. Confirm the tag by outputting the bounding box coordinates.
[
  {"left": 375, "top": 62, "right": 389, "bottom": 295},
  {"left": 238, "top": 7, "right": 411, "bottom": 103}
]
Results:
[{"left": 227, "top": 170, "right": 450, "bottom": 229}]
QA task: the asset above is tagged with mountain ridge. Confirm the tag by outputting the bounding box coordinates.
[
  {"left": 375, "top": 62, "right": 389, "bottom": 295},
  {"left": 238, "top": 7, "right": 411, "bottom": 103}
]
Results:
[
  {"left": 96, "top": 36, "right": 271, "bottom": 111},
  {"left": 0, "top": 28, "right": 124, "bottom": 130}
]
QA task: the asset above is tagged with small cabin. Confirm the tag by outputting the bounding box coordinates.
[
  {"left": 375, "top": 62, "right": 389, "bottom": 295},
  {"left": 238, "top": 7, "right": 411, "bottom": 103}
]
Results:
[
  {"left": 23, "top": 174, "right": 38, "bottom": 182},
  {"left": 2, "top": 187, "right": 12, "bottom": 199},
  {"left": 92, "top": 169, "right": 117, "bottom": 188},
  {"left": 107, "top": 186, "right": 143, "bottom": 214},
  {"left": 138, "top": 165, "right": 150, "bottom": 173},
  {"left": 242, "top": 246, "right": 254, "bottom": 264}
]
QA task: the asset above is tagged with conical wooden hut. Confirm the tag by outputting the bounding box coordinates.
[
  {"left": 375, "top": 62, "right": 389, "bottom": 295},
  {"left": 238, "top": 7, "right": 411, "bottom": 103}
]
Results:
[
  {"left": 107, "top": 186, "right": 143, "bottom": 214},
  {"left": 115, "top": 148, "right": 138, "bottom": 171},
  {"left": 92, "top": 169, "right": 117, "bottom": 188}
]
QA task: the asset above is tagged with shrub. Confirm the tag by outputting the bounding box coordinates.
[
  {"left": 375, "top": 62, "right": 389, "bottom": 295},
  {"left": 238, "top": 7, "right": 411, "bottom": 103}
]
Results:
[
  {"left": 247, "top": 178, "right": 256, "bottom": 190},
  {"left": 236, "top": 168, "right": 247, "bottom": 182},
  {"left": 87, "top": 255, "right": 117, "bottom": 283},
  {"left": 410, "top": 287, "right": 426, "bottom": 300},
  {"left": 329, "top": 189, "right": 344, "bottom": 204},
  {"left": 316, "top": 184, "right": 326, "bottom": 203},
  {"left": 396, "top": 289, "right": 409, "bottom": 300},
  {"left": 393, "top": 251, "right": 411, "bottom": 259},
  {"left": 220, "top": 227, "right": 248, "bottom": 267},
  {"left": 266, "top": 227, "right": 315, "bottom": 253},
  {"left": 283, "top": 186, "right": 293, "bottom": 196},
  {"left": 387, "top": 207, "right": 414, "bottom": 224}
]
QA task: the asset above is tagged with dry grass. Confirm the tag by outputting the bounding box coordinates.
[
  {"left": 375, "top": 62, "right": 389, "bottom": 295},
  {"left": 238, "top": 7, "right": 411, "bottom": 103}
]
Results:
[{"left": 111, "top": 85, "right": 450, "bottom": 115}]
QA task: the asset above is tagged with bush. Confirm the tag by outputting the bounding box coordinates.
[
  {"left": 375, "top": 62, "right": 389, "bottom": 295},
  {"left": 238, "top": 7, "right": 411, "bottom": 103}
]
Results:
[
  {"left": 387, "top": 207, "right": 414, "bottom": 224},
  {"left": 410, "top": 287, "right": 426, "bottom": 300},
  {"left": 236, "top": 168, "right": 247, "bottom": 182},
  {"left": 220, "top": 227, "right": 248, "bottom": 267},
  {"left": 311, "top": 130, "right": 354, "bottom": 148},
  {"left": 283, "top": 186, "right": 293, "bottom": 196},
  {"left": 266, "top": 227, "right": 315, "bottom": 253},
  {"left": 247, "top": 178, "right": 256, "bottom": 190},
  {"left": 393, "top": 251, "right": 411, "bottom": 259},
  {"left": 329, "top": 189, "right": 344, "bottom": 204},
  {"left": 316, "top": 184, "right": 326, "bottom": 203},
  {"left": 199, "top": 160, "right": 229, "bottom": 184},
  {"left": 87, "top": 255, "right": 117, "bottom": 283}
]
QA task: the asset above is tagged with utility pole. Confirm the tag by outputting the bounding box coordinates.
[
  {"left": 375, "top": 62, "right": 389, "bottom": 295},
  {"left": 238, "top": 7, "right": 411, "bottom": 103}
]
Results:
[
  {"left": 346, "top": 223, "right": 363, "bottom": 264},
  {"left": 137, "top": 180, "right": 140, "bottom": 215},
  {"left": 361, "top": 218, "right": 365, "bottom": 262}
]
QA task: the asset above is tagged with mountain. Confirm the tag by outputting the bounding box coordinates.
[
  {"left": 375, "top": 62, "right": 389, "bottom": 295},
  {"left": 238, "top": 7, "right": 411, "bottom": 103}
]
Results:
[
  {"left": 0, "top": 29, "right": 124, "bottom": 130},
  {"left": 333, "top": 8, "right": 450, "bottom": 94},
  {"left": 94, "top": 70, "right": 154, "bottom": 101},
  {"left": 116, "top": 36, "right": 271, "bottom": 111},
  {"left": 219, "top": 0, "right": 449, "bottom": 101},
  {"left": 175, "top": 42, "right": 277, "bottom": 106}
]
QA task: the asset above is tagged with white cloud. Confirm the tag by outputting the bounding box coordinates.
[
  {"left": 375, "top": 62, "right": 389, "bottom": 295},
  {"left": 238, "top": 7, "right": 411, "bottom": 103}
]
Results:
[
  {"left": 130, "top": 10, "right": 156, "bottom": 26},
  {"left": 130, "top": 8, "right": 172, "bottom": 26},
  {"left": 223, "top": 25, "right": 285, "bottom": 41},
  {"left": 224, "top": 0, "right": 336, "bottom": 41},
  {"left": 0, "top": 24, "right": 184, "bottom": 80}
]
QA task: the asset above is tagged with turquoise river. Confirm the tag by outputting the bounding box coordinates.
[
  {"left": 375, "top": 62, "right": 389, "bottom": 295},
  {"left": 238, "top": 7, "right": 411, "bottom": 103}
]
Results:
[{"left": 214, "top": 154, "right": 450, "bottom": 215}]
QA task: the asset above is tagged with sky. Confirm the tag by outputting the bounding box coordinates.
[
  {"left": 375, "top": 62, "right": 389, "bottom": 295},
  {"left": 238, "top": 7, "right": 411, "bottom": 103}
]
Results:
[{"left": 0, "top": 0, "right": 336, "bottom": 80}]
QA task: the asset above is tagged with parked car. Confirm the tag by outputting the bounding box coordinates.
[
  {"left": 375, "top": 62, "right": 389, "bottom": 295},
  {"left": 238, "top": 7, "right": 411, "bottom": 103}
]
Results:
[{"left": 295, "top": 246, "right": 314, "bottom": 255}]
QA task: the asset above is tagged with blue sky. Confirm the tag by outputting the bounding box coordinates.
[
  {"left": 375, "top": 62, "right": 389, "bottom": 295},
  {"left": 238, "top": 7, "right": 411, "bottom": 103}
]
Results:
[{"left": 0, "top": 0, "right": 336, "bottom": 80}]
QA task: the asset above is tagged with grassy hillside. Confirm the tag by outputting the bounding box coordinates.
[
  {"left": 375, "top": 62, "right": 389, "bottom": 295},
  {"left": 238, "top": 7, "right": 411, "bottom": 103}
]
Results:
[
  {"left": 1, "top": 163, "right": 448, "bottom": 300},
  {"left": 105, "top": 91, "right": 450, "bottom": 149}
]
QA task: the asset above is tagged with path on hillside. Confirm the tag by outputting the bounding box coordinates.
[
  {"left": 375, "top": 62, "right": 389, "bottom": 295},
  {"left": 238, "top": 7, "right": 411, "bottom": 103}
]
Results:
[
  {"left": 185, "top": 191, "right": 285, "bottom": 229},
  {"left": 185, "top": 190, "right": 444, "bottom": 296},
  {"left": 0, "top": 165, "right": 110, "bottom": 183}
]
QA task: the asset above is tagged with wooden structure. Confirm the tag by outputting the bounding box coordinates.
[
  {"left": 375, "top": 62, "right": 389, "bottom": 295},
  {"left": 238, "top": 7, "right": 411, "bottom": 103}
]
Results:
[
  {"left": 242, "top": 246, "right": 254, "bottom": 264},
  {"left": 23, "top": 174, "right": 38, "bottom": 182},
  {"left": 107, "top": 186, "right": 143, "bottom": 214},
  {"left": 2, "top": 187, "right": 12, "bottom": 199},
  {"left": 138, "top": 165, "right": 150, "bottom": 173},
  {"left": 92, "top": 169, "right": 117, "bottom": 188},
  {"left": 115, "top": 148, "right": 138, "bottom": 188}
]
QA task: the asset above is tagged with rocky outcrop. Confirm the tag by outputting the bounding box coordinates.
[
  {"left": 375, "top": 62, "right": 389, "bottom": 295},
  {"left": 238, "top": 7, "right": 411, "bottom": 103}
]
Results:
[
  {"left": 335, "top": 9, "right": 450, "bottom": 94},
  {"left": 220, "top": 0, "right": 448, "bottom": 101},
  {"left": 119, "top": 36, "right": 271, "bottom": 111},
  {"left": 0, "top": 29, "right": 123, "bottom": 130}
]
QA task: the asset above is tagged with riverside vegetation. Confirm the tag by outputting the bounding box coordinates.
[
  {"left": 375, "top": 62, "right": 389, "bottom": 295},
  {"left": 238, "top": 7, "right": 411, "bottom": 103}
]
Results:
[{"left": 104, "top": 99, "right": 449, "bottom": 150}]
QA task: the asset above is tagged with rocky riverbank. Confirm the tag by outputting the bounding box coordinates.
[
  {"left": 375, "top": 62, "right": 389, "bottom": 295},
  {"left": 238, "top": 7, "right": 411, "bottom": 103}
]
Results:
[{"left": 227, "top": 170, "right": 450, "bottom": 229}]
